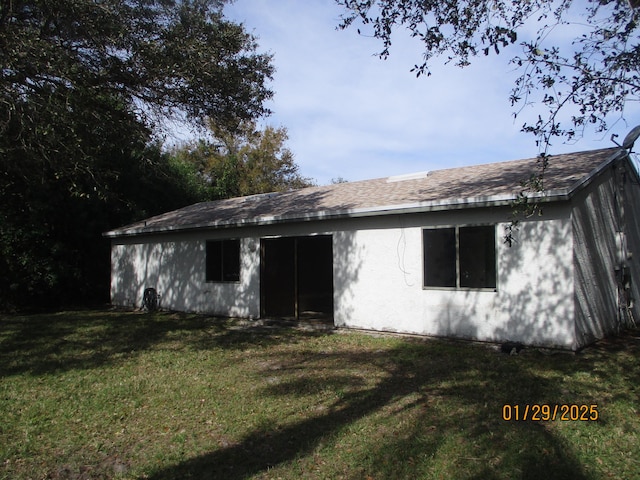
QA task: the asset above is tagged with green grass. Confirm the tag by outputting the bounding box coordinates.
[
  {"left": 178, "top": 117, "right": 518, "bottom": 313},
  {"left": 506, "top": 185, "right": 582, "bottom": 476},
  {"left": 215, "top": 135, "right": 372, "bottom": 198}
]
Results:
[{"left": 0, "top": 310, "right": 638, "bottom": 479}]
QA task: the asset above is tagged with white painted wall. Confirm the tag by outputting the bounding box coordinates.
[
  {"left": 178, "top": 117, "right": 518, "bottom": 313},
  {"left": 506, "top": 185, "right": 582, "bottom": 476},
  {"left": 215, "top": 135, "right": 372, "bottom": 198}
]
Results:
[
  {"left": 110, "top": 204, "right": 578, "bottom": 348},
  {"left": 332, "top": 206, "right": 576, "bottom": 349},
  {"left": 111, "top": 233, "right": 261, "bottom": 318}
]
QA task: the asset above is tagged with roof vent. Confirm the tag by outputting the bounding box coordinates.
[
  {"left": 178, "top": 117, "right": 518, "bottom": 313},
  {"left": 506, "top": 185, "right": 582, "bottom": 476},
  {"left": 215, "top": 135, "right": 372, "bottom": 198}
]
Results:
[
  {"left": 242, "top": 192, "right": 278, "bottom": 203},
  {"left": 386, "top": 171, "right": 431, "bottom": 183}
]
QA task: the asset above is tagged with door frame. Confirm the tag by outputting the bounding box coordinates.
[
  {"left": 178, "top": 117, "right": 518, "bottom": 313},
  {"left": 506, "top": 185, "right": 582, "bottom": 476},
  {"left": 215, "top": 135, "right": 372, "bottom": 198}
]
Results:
[{"left": 260, "top": 235, "right": 334, "bottom": 321}]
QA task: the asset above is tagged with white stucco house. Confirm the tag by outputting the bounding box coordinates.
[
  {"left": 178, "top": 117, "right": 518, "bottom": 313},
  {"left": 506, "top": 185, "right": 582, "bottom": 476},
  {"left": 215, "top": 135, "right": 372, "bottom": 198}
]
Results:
[{"left": 104, "top": 147, "right": 640, "bottom": 350}]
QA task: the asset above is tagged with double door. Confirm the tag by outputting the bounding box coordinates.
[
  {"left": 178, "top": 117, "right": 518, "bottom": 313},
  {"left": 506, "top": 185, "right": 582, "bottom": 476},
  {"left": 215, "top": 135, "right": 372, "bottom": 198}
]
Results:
[{"left": 260, "top": 235, "right": 333, "bottom": 321}]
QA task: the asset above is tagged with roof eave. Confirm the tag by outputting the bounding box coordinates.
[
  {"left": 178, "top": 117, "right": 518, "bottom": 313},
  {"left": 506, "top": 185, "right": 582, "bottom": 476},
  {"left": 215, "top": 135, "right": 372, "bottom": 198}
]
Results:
[{"left": 564, "top": 148, "right": 627, "bottom": 194}]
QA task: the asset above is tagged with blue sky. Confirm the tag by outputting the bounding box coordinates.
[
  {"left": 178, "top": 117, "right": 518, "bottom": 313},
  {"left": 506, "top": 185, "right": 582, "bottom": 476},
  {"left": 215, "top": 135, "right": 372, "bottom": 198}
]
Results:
[{"left": 223, "top": 0, "right": 640, "bottom": 186}]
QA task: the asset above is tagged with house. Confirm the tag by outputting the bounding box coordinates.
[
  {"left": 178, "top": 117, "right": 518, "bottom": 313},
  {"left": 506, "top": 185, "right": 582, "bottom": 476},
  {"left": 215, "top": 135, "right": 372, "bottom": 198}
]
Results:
[{"left": 104, "top": 147, "right": 640, "bottom": 350}]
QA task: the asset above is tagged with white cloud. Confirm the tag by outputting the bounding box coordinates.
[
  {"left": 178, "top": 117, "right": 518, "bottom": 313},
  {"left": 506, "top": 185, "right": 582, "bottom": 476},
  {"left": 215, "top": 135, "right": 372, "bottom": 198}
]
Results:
[{"left": 225, "top": 0, "right": 640, "bottom": 185}]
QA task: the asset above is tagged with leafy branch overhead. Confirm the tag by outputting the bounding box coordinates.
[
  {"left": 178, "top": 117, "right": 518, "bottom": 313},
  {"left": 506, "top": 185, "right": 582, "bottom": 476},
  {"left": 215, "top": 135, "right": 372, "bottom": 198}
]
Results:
[
  {"left": 1, "top": 0, "right": 274, "bottom": 127},
  {"left": 337, "top": 0, "right": 640, "bottom": 149},
  {"left": 0, "top": 0, "right": 274, "bottom": 192}
]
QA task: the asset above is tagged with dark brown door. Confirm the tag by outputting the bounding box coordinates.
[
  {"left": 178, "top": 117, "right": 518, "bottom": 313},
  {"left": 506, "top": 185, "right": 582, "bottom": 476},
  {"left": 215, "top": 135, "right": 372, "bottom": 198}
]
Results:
[
  {"left": 297, "top": 236, "right": 333, "bottom": 319},
  {"left": 260, "top": 236, "right": 333, "bottom": 321},
  {"left": 261, "top": 237, "right": 296, "bottom": 318}
]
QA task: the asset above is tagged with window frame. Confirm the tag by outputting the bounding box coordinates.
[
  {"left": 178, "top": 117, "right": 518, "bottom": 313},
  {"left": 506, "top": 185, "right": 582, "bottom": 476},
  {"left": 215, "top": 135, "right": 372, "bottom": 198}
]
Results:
[
  {"left": 422, "top": 224, "right": 497, "bottom": 291},
  {"left": 205, "top": 239, "right": 241, "bottom": 283}
]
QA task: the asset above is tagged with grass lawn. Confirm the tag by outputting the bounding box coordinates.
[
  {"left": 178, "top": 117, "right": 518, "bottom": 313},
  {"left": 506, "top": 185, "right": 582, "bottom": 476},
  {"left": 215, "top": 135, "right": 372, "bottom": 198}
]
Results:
[{"left": 0, "top": 310, "right": 638, "bottom": 479}]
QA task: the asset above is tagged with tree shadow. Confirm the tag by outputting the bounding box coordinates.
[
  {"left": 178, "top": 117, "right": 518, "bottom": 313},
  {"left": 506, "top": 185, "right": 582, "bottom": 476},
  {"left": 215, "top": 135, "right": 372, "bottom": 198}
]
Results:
[
  {"left": 2, "top": 310, "right": 636, "bottom": 478},
  {"left": 0, "top": 310, "right": 324, "bottom": 377},
  {"left": 141, "top": 332, "right": 637, "bottom": 480},
  {"left": 426, "top": 181, "right": 630, "bottom": 351},
  {"left": 0, "top": 310, "right": 182, "bottom": 376}
]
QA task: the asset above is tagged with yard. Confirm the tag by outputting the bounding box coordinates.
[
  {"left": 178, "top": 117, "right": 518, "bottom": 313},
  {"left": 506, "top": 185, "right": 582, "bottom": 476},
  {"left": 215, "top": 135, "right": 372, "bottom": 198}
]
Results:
[{"left": 0, "top": 310, "right": 638, "bottom": 479}]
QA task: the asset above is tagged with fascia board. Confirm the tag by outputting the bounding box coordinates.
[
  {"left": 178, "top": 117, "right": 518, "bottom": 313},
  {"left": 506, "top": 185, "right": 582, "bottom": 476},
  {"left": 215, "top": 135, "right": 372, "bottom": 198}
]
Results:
[{"left": 563, "top": 149, "right": 626, "bottom": 196}]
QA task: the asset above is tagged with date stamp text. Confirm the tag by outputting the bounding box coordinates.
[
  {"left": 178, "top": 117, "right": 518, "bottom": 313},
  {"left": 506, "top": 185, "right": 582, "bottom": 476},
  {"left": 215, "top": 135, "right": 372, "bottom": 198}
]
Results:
[{"left": 502, "top": 404, "right": 599, "bottom": 421}]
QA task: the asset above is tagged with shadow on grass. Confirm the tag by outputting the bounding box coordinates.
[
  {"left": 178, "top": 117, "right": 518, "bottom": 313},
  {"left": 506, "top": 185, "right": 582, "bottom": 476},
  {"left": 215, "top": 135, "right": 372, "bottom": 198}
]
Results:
[
  {"left": 2, "top": 310, "right": 637, "bottom": 479},
  {"left": 144, "top": 332, "right": 640, "bottom": 480},
  {"left": 0, "top": 309, "right": 319, "bottom": 377}
]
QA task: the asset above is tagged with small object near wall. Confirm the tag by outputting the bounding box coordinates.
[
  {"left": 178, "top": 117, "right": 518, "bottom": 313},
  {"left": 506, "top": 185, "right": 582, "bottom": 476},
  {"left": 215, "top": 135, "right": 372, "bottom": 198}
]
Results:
[{"left": 142, "top": 287, "right": 159, "bottom": 312}]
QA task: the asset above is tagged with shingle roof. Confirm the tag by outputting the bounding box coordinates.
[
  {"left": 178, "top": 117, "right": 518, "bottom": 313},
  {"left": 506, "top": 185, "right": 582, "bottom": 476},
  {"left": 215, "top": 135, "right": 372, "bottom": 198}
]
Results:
[{"left": 105, "top": 148, "right": 622, "bottom": 237}]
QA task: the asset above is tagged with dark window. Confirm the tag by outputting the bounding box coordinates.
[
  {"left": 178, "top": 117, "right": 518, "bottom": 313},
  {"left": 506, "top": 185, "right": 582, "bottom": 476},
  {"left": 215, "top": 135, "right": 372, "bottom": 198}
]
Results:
[
  {"left": 423, "top": 228, "right": 456, "bottom": 288},
  {"left": 423, "top": 226, "right": 496, "bottom": 289},
  {"left": 459, "top": 226, "right": 496, "bottom": 288},
  {"left": 206, "top": 239, "right": 240, "bottom": 282}
]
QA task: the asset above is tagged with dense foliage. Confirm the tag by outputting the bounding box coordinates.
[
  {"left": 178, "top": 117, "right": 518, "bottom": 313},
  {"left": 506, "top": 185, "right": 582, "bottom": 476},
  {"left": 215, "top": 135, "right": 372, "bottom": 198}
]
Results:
[
  {"left": 171, "top": 121, "right": 315, "bottom": 199},
  {"left": 337, "top": 0, "right": 640, "bottom": 149},
  {"left": 0, "top": 0, "right": 274, "bottom": 309}
]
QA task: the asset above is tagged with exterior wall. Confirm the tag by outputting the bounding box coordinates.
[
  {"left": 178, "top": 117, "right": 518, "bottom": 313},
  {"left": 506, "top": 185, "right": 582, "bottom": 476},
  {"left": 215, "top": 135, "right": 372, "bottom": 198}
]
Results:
[
  {"left": 110, "top": 232, "right": 261, "bottom": 317},
  {"left": 622, "top": 161, "right": 640, "bottom": 327},
  {"left": 110, "top": 204, "right": 578, "bottom": 348},
  {"left": 110, "top": 221, "right": 341, "bottom": 316},
  {"left": 572, "top": 161, "right": 632, "bottom": 348},
  {"left": 333, "top": 205, "right": 577, "bottom": 349}
]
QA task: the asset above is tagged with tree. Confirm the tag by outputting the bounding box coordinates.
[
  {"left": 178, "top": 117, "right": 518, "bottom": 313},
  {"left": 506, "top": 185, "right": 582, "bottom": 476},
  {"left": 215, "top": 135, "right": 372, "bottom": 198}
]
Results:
[
  {"left": 171, "top": 121, "right": 315, "bottom": 199},
  {"left": 1, "top": 145, "right": 212, "bottom": 309},
  {"left": 1, "top": 0, "right": 273, "bottom": 190},
  {"left": 337, "top": 0, "right": 640, "bottom": 150},
  {"left": 0, "top": 0, "right": 274, "bottom": 309}
]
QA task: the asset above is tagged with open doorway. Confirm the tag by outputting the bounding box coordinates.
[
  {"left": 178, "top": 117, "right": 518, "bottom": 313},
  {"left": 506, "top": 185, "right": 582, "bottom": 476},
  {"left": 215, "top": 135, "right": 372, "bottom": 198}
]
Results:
[{"left": 260, "top": 235, "right": 334, "bottom": 322}]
